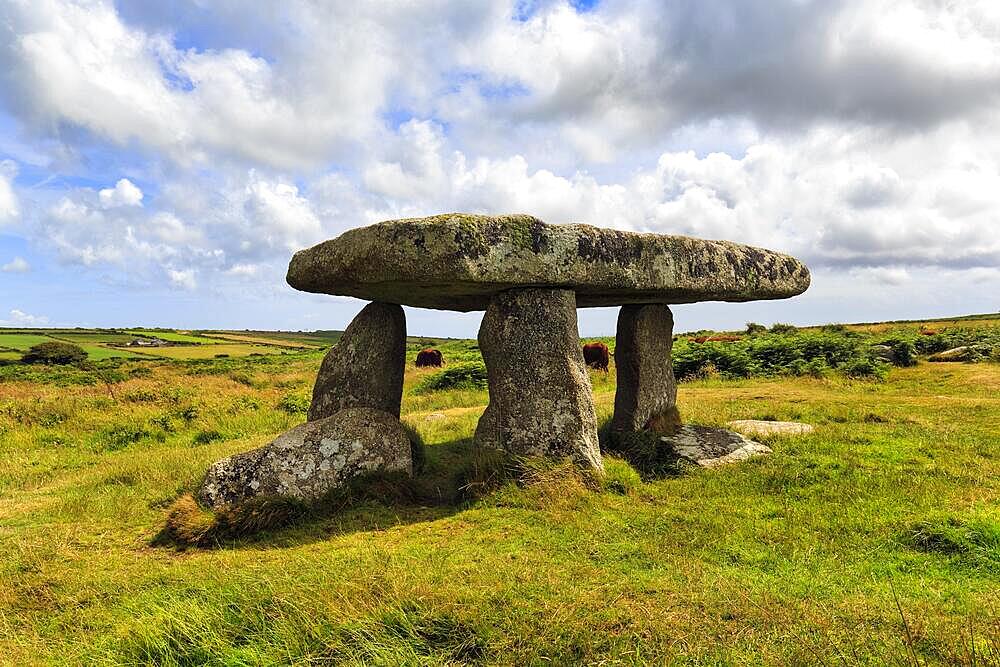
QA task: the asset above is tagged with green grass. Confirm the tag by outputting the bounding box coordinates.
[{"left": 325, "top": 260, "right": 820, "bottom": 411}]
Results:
[
  {"left": 0, "top": 332, "right": 56, "bottom": 351},
  {"left": 126, "top": 343, "right": 289, "bottom": 359},
  {"left": 76, "top": 344, "right": 144, "bottom": 360},
  {"left": 2, "top": 327, "right": 1000, "bottom": 664},
  {"left": 128, "top": 330, "right": 222, "bottom": 344},
  {"left": 46, "top": 331, "right": 139, "bottom": 344}
]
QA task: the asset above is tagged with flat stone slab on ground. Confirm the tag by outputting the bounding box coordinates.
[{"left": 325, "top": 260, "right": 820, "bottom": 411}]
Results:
[
  {"left": 661, "top": 425, "right": 772, "bottom": 468},
  {"left": 287, "top": 213, "right": 811, "bottom": 311},
  {"left": 726, "top": 420, "right": 815, "bottom": 437}
]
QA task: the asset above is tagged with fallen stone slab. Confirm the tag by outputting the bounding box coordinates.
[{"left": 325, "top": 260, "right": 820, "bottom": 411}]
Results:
[
  {"left": 198, "top": 408, "right": 411, "bottom": 509},
  {"left": 726, "top": 420, "right": 815, "bottom": 437},
  {"left": 660, "top": 425, "right": 772, "bottom": 468},
  {"left": 287, "top": 213, "right": 811, "bottom": 311}
]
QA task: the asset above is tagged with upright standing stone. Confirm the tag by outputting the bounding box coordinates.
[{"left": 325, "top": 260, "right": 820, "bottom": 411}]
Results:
[
  {"left": 474, "top": 288, "right": 603, "bottom": 470},
  {"left": 611, "top": 304, "right": 679, "bottom": 434},
  {"left": 309, "top": 301, "right": 405, "bottom": 421}
]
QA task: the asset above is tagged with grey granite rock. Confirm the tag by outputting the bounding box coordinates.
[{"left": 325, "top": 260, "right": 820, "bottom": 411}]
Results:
[
  {"left": 198, "top": 408, "right": 411, "bottom": 509},
  {"left": 309, "top": 301, "right": 405, "bottom": 421},
  {"left": 611, "top": 304, "right": 679, "bottom": 435},
  {"left": 928, "top": 346, "right": 975, "bottom": 362},
  {"left": 287, "top": 213, "right": 811, "bottom": 311},
  {"left": 660, "top": 425, "right": 771, "bottom": 468},
  {"left": 474, "top": 288, "right": 603, "bottom": 470},
  {"left": 726, "top": 420, "right": 814, "bottom": 437}
]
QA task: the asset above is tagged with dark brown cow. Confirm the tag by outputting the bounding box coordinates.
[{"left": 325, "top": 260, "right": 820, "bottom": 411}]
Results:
[
  {"left": 415, "top": 348, "right": 444, "bottom": 367},
  {"left": 582, "top": 341, "right": 609, "bottom": 371}
]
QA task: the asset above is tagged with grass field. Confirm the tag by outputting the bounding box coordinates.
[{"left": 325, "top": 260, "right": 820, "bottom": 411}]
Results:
[
  {"left": 2, "top": 332, "right": 1000, "bottom": 664},
  {"left": 202, "top": 332, "right": 322, "bottom": 348},
  {"left": 128, "top": 330, "right": 222, "bottom": 345},
  {"left": 0, "top": 332, "right": 58, "bottom": 351},
  {"left": 125, "top": 343, "right": 294, "bottom": 360}
]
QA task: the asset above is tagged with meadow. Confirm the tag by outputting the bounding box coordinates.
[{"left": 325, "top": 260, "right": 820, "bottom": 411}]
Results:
[{"left": 1, "top": 316, "right": 1000, "bottom": 664}]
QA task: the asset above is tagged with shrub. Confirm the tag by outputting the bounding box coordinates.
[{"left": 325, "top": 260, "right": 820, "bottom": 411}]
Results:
[
  {"left": 804, "top": 357, "right": 831, "bottom": 379},
  {"left": 914, "top": 333, "right": 951, "bottom": 355},
  {"left": 277, "top": 393, "right": 310, "bottom": 415},
  {"left": 193, "top": 430, "right": 224, "bottom": 446},
  {"left": 21, "top": 342, "right": 87, "bottom": 365},
  {"left": 887, "top": 339, "right": 917, "bottom": 367},
  {"left": 840, "top": 357, "right": 890, "bottom": 381},
  {"left": 416, "top": 361, "right": 488, "bottom": 393},
  {"left": 101, "top": 423, "right": 151, "bottom": 450},
  {"left": 769, "top": 322, "right": 797, "bottom": 334},
  {"left": 745, "top": 322, "right": 767, "bottom": 335}
]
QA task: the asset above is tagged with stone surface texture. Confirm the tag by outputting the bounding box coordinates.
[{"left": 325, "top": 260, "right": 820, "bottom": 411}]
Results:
[
  {"left": 928, "top": 346, "right": 974, "bottom": 362},
  {"left": 309, "top": 301, "right": 405, "bottom": 421},
  {"left": 660, "top": 425, "right": 772, "bottom": 468},
  {"left": 287, "top": 213, "right": 811, "bottom": 311},
  {"left": 611, "top": 304, "right": 679, "bottom": 434},
  {"left": 726, "top": 420, "right": 815, "bottom": 437},
  {"left": 198, "top": 408, "right": 411, "bottom": 509},
  {"left": 474, "top": 288, "right": 603, "bottom": 470}
]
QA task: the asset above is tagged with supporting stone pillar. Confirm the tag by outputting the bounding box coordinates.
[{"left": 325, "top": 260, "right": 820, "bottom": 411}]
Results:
[
  {"left": 308, "top": 301, "right": 405, "bottom": 421},
  {"left": 611, "top": 304, "right": 680, "bottom": 434},
  {"left": 474, "top": 288, "right": 603, "bottom": 471}
]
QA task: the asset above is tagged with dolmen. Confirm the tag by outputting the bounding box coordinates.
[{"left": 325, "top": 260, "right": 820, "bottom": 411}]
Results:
[{"left": 199, "top": 213, "right": 809, "bottom": 508}]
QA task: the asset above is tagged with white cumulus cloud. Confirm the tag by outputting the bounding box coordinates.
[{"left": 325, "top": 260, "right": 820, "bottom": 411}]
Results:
[
  {"left": 99, "top": 178, "right": 143, "bottom": 208},
  {"left": 2, "top": 256, "right": 30, "bottom": 273},
  {"left": 0, "top": 309, "right": 49, "bottom": 326}
]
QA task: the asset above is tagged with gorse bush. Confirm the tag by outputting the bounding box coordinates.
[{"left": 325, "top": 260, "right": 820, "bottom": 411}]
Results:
[
  {"left": 21, "top": 342, "right": 87, "bottom": 365},
  {"left": 416, "top": 362, "right": 488, "bottom": 393},
  {"left": 673, "top": 332, "right": 888, "bottom": 381},
  {"left": 840, "top": 357, "right": 890, "bottom": 381},
  {"left": 277, "top": 393, "right": 310, "bottom": 415}
]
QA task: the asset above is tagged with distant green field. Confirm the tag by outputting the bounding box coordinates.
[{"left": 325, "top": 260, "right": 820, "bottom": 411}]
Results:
[
  {"left": 77, "top": 344, "right": 143, "bottom": 360},
  {"left": 204, "top": 332, "right": 320, "bottom": 348},
  {"left": 128, "top": 330, "right": 220, "bottom": 344},
  {"left": 0, "top": 333, "right": 57, "bottom": 351},
  {"left": 49, "top": 331, "right": 138, "bottom": 344},
  {"left": 126, "top": 343, "right": 288, "bottom": 359}
]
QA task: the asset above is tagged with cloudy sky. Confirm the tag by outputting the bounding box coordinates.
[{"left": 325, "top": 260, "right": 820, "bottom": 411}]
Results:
[{"left": 1, "top": 0, "right": 998, "bottom": 336}]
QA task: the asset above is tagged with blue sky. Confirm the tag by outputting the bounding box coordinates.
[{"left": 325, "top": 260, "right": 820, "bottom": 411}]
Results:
[{"left": 1, "top": 0, "right": 999, "bottom": 336}]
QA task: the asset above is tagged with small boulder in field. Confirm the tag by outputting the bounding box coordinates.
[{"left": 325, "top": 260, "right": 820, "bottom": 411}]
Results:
[
  {"left": 869, "top": 344, "right": 896, "bottom": 364},
  {"left": 660, "top": 425, "right": 771, "bottom": 468},
  {"left": 928, "top": 346, "right": 973, "bottom": 362},
  {"left": 726, "top": 420, "right": 814, "bottom": 437},
  {"left": 415, "top": 348, "right": 444, "bottom": 367},
  {"left": 198, "top": 407, "right": 412, "bottom": 509}
]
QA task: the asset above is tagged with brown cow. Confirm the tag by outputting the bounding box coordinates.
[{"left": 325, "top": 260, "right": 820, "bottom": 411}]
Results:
[
  {"left": 582, "top": 342, "right": 609, "bottom": 371},
  {"left": 415, "top": 348, "right": 444, "bottom": 367}
]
